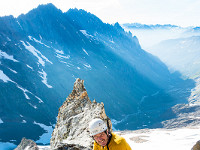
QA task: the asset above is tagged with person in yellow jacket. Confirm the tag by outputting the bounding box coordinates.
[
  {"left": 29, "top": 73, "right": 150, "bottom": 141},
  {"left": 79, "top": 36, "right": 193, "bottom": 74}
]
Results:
[{"left": 89, "top": 118, "right": 132, "bottom": 150}]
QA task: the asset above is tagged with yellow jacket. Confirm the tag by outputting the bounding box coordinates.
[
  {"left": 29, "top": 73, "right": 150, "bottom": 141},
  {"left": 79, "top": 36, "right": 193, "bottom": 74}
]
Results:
[{"left": 93, "top": 133, "right": 132, "bottom": 150}]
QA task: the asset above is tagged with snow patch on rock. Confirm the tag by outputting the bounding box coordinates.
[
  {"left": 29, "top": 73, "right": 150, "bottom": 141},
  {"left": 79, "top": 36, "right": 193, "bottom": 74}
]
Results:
[
  {"left": 26, "top": 64, "right": 33, "bottom": 70},
  {"left": 28, "top": 36, "right": 50, "bottom": 48},
  {"left": 34, "top": 121, "right": 54, "bottom": 144},
  {"left": 0, "top": 70, "right": 44, "bottom": 102},
  {"left": 21, "top": 41, "right": 52, "bottom": 67},
  {"left": 82, "top": 48, "right": 89, "bottom": 56},
  {"left": 0, "top": 50, "right": 19, "bottom": 62},
  {"left": 80, "top": 30, "right": 93, "bottom": 39},
  {"left": 38, "top": 69, "right": 53, "bottom": 88},
  {"left": 8, "top": 68, "right": 17, "bottom": 74},
  {"left": 0, "top": 70, "right": 13, "bottom": 83}
]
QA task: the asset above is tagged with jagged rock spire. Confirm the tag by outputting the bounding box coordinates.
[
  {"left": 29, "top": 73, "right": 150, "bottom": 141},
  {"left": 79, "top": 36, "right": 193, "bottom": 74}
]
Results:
[{"left": 50, "top": 78, "right": 112, "bottom": 149}]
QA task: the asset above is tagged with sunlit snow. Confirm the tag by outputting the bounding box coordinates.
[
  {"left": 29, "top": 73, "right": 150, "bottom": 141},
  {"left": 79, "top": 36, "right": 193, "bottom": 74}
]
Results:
[
  {"left": 38, "top": 145, "right": 51, "bottom": 149},
  {"left": 39, "top": 35, "right": 42, "bottom": 40},
  {"left": 59, "top": 61, "right": 71, "bottom": 67},
  {"left": 22, "top": 120, "right": 27, "bottom": 123},
  {"left": 17, "top": 84, "right": 44, "bottom": 102},
  {"left": 16, "top": 20, "right": 23, "bottom": 30},
  {"left": 0, "top": 70, "right": 13, "bottom": 82},
  {"left": 80, "top": 30, "right": 93, "bottom": 38},
  {"left": 55, "top": 49, "right": 64, "bottom": 54},
  {"left": 16, "top": 85, "right": 30, "bottom": 99},
  {"left": 8, "top": 68, "right": 17, "bottom": 74},
  {"left": 38, "top": 69, "right": 53, "bottom": 88},
  {"left": 17, "top": 85, "right": 44, "bottom": 103},
  {"left": 28, "top": 36, "right": 50, "bottom": 48},
  {"left": 54, "top": 48, "right": 70, "bottom": 60},
  {"left": 21, "top": 41, "right": 52, "bottom": 66},
  {"left": 0, "top": 142, "right": 16, "bottom": 150},
  {"left": 112, "top": 119, "right": 123, "bottom": 125},
  {"left": 0, "top": 70, "right": 29, "bottom": 99},
  {"left": 83, "top": 64, "right": 91, "bottom": 69},
  {"left": 34, "top": 121, "right": 54, "bottom": 144},
  {"left": 0, "top": 70, "right": 44, "bottom": 102},
  {"left": 36, "top": 126, "right": 200, "bottom": 150},
  {"left": 56, "top": 53, "right": 70, "bottom": 59},
  {"left": 26, "top": 64, "right": 33, "bottom": 70},
  {"left": 0, "top": 50, "right": 19, "bottom": 62},
  {"left": 82, "top": 48, "right": 89, "bottom": 56},
  {"left": 118, "top": 126, "right": 200, "bottom": 150},
  {"left": 35, "top": 95, "right": 44, "bottom": 103},
  {"left": 6, "top": 37, "right": 11, "bottom": 41},
  {"left": 109, "top": 39, "right": 115, "bottom": 43},
  {"left": 28, "top": 102, "right": 37, "bottom": 109}
]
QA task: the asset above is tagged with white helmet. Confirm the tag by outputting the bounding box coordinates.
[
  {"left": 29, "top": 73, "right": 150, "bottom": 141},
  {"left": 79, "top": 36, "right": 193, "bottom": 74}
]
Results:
[{"left": 89, "top": 118, "right": 107, "bottom": 136}]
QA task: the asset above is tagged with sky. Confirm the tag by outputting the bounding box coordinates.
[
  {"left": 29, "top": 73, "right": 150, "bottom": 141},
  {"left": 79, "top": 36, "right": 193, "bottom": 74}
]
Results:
[{"left": 0, "top": 0, "right": 200, "bottom": 27}]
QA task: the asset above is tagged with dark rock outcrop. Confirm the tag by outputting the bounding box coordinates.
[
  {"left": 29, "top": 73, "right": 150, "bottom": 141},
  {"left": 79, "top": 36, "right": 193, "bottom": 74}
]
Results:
[
  {"left": 15, "top": 137, "right": 39, "bottom": 150},
  {"left": 192, "top": 140, "right": 200, "bottom": 150},
  {"left": 50, "top": 78, "right": 112, "bottom": 149}
]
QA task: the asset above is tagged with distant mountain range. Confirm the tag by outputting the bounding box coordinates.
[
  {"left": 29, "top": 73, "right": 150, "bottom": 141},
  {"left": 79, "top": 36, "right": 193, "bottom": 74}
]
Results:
[
  {"left": 0, "top": 3, "right": 195, "bottom": 145},
  {"left": 123, "top": 22, "right": 200, "bottom": 130},
  {"left": 122, "top": 23, "right": 180, "bottom": 29},
  {"left": 149, "top": 35, "right": 200, "bottom": 106},
  {"left": 123, "top": 23, "right": 200, "bottom": 78},
  {"left": 150, "top": 36, "right": 200, "bottom": 77},
  {"left": 122, "top": 23, "right": 200, "bottom": 30}
]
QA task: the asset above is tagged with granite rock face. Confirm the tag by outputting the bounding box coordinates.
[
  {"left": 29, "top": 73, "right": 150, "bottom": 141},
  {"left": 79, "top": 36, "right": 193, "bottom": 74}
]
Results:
[
  {"left": 15, "top": 137, "right": 39, "bottom": 150},
  {"left": 50, "top": 78, "right": 112, "bottom": 150},
  {"left": 192, "top": 140, "right": 200, "bottom": 150}
]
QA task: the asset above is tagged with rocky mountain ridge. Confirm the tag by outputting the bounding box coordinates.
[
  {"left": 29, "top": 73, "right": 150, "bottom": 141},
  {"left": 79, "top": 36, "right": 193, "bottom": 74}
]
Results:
[
  {"left": 0, "top": 3, "right": 195, "bottom": 146},
  {"left": 50, "top": 78, "right": 112, "bottom": 149},
  {"left": 14, "top": 78, "right": 200, "bottom": 150},
  {"left": 15, "top": 78, "right": 111, "bottom": 150}
]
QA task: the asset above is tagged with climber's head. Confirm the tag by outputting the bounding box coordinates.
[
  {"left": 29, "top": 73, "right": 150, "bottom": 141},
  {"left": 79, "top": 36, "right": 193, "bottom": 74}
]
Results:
[{"left": 89, "top": 118, "right": 109, "bottom": 146}]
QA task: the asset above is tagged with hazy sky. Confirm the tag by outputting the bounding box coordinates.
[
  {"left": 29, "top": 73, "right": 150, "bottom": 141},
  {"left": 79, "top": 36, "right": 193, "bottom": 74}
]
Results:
[{"left": 0, "top": 0, "right": 200, "bottom": 27}]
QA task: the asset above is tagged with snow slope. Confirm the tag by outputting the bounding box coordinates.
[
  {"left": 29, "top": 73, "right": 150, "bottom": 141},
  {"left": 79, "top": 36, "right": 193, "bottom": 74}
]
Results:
[
  {"left": 118, "top": 126, "right": 200, "bottom": 150},
  {"left": 34, "top": 125, "right": 200, "bottom": 150}
]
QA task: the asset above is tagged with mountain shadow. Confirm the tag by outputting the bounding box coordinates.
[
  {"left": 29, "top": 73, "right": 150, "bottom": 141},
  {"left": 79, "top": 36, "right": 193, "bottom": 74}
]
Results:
[{"left": 0, "top": 3, "right": 195, "bottom": 145}]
